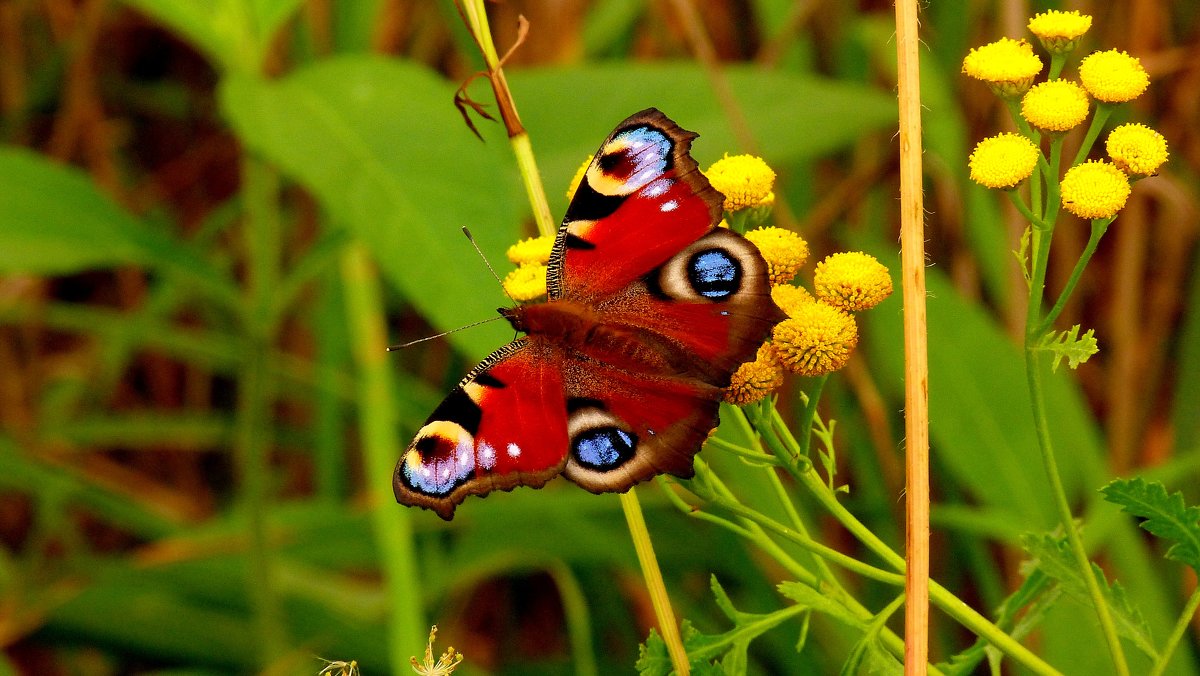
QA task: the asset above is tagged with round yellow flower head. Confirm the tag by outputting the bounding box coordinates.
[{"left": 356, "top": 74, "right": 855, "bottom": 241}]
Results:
[
  {"left": 1106, "top": 123, "right": 1169, "bottom": 176},
  {"left": 505, "top": 235, "right": 554, "bottom": 265},
  {"left": 1079, "top": 50, "right": 1149, "bottom": 103},
  {"left": 771, "top": 302, "right": 858, "bottom": 377},
  {"left": 962, "top": 38, "right": 1043, "bottom": 98},
  {"left": 771, "top": 284, "right": 814, "bottom": 317},
  {"left": 502, "top": 262, "right": 548, "bottom": 301},
  {"left": 724, "top": 344, "right": 784, "bottom": 406},
  {"left": 566, "top": 154, "right": 594, "bottom": 200},
  {"left": 1021, "top": 80, "right": 1090, "bottom": 132},
  {"left": 1060, "top": 160, "right": 1131, "bottom": 220},
  {"left": 1028, "top": 10, "right": 1092, "bottom": 53},
  {"left": 706, "top": 154, "right": 776, "bottom": 211},
  {"left": 745, "top": 226, "right": 809, "bottom": 285},
  {"left": 813, "top": 252, "right": 893, "bottom": 312},
  {"left": 968, "top": 133, "right": 1040, "bottom": 190}
]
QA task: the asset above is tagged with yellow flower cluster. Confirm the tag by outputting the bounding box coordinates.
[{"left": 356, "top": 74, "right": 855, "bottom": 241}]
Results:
[
  {"left": 1028, "top": 10, "right": 1092, "bottom": 53},
  {"left": 1021, "top": 80, "right": 1089, "bottom": 132},
  {"left": 727, "top": 220, "right": 892, "bottom": 403},
  {"left": 1106, "top": 124, "right": 1169, "bottom": 176},
  {"left": 706, "top": 154, "right": 776, "bottom": 211},
  {"left": 969, "top": 133, "right": 1040, "bottom": 190},
  {"left": 962, "top": 38, "right": 1043, "bottom": 97},
  {"left": 502, "top": 235, "right": 553, "bottom": 301},
  {"left": 566, "top": 155, "right": 593, "bottom": 200},
  {"left": 1060, "top": 160, "right": 1131, "bottom": 220},
  {"left": 1079, "top": 50, "right": 1149, "bottom": 104}
]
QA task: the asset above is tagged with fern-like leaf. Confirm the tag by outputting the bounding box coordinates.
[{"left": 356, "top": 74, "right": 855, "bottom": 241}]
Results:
[
  {"left": 1037, "top": 324, "right": 1098, "bottom": 371},
  {"left": 1101, "top": 478, "right": 1200, "bottom": 573}
]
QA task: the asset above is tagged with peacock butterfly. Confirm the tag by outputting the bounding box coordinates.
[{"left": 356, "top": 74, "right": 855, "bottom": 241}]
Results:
[{"left": 394, "top": 108, "right": 786, "bottom": 519}]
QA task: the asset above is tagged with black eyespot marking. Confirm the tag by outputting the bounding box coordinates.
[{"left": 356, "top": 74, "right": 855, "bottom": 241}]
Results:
[
  {"left": 425, "top": 387, "right": 483, "bottom": 434},
  {"left": 688, "top": 249, "right": 741, "bottom": 300},
  {"left": 567, "top": 397, "right": 607, "bottom": 413},
  {"left": 599, "top": 151, "right": 626, "bottom": 174},
  {"left": 474, "top": 372, "right": 506, "bottom": 389},
  {"left": 572, "top": 427, "right": 638, "bottom": 470},
  {"left": 564, "top": 233, "right": 597, "bottom": 250},
  {"left": 564, "top": 180, "right": 625, "bottom": 221}
]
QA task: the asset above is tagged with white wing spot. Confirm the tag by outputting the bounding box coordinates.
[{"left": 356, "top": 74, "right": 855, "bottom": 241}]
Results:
[
  {"left": 660, "top": 200, "right": 679, "bottom": 212},
  {"left": 507, "top": 442, "right": 522, "bottom": 458}
]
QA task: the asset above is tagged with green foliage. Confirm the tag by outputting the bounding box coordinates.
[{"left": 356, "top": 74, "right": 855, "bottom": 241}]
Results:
[
  {"left": 1021, "top": 532, "right": 1158, "bottom": 660},
  {"left": 1102, "top": 478, "right": 1200, "bottom": 573},
  {"left": 1038, "top": 325, "right": 1100, "bottom": 372}
]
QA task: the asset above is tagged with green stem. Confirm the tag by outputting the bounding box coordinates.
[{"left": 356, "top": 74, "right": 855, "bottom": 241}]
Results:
[
  {"left": 1006, "top": 191, "right": 1051, "bottom": 231},
  {"left": 1072, "top": 103, "right": 1115, "bottom": 167},
  {"left": 235, "top": 157, "right": 284, "bottom": 662},
  {"left": 1005, "top": 98, "right": 1043, "bottom": 215},
  {"left": 340, "top": 245, "right": 425, "bottom": 670},
  {"left": 1037, "top": 219, "right": 1112, "bottom": 334},
  {"left": 1022, "top": 187, "right": 1128, "bottom": 673},
  {"left": 1048, "top": 53, "right": 1067, "bottom": 80},
  {"left": 620, "top": 490, "right": 690, "bottom": 676},
  {"left": 1042, "top": 135, "right": 1064, "bottom": 226},
  {"left": 796, "top": 375, "right": 827, "bottom": 458},
  {"left": 1148, "top": 584, "right": 1200, "bottom": 676}
]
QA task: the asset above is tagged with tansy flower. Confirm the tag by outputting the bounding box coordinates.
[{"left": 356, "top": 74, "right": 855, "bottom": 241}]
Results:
[
  {"left": 1060, "top": 160, "right": 1131, "bottom": 220},
  {"left": 813, "top": 252, "right": 893, "bottom": 312},
  {"left": 1106, "top": 123, "right": 1169, "bottom": 176},
  {"left": 968, "top": 133, "right": 1040, "bottom": 189},
  {"left": 502, "top": 262, "right": 548, "bottom": 301},
  {"left": 1079, "top": 50, "right": 1149, "bottom": 103},
  {"left": 566, "top": 154, "right": 593, "bottom": 200},
  {"left": 706, "top": 154, "right": 776, "bottom": 210},
  {"left": 771, "top": 284, "right": 814, "bottom": 317},
  {"left": 724, "top": 344, "right": 784, "bottom": 406},
  {"left": 745, "top": 226, "right": 809, "bottom": 285},
  {"left": 772, "top": 302, "right": 858, "bottom": 377},
  {"left": 505, "top": 235, "right": 554, "bottom": 265},
  {"left": 1028, "top": 10, "right": 1092, "bottom": 53},
  {"left": 962, "top": 38, "right": 1043, "bottom": 97},
  {"left": 1021, "top": 80, "right": 1090, "bottom": 132}
]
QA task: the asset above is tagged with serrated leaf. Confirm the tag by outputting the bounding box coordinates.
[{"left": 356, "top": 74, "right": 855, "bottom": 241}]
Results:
[
  {"left": 1021, "top": 533, "right": 1158, "bottom": 659},
  {"left": 1101, "top": 478, "right": 1200, "bottom": 573},
  {"left": 840, "top": 595, "right": 904, "bottom": 676},
  {"left": 1014, "top": 225, "right": 1032, "bottom": 287},
  {"left": 1037, "top": 325, "right": 1099, "bottom": 372},
  {"left": 777, "top": 581, "right": 863, "bottom": 628}
]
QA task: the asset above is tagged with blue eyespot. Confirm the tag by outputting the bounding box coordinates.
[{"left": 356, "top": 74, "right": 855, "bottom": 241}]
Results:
[
  {"left": 572, "top": 427, "right": 637, "bottom": 470},
  {"left": 688, "top": 249, "right": 741, "bottom": 299}
]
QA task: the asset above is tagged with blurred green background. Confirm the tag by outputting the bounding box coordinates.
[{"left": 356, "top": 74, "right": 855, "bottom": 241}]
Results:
[{"left": 0, "top": 1, "right": 1197, "bottom": 674}]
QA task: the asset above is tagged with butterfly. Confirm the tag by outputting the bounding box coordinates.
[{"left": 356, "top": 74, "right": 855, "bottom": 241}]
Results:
[{"left": 394, "top": 108, "right": 786, "bottom": 520}]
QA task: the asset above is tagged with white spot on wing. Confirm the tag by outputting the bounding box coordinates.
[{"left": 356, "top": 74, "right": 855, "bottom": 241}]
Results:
[
  {"left": 660, "top": 200, "right": 679, "bottom": 212},
  {"left": 479, "top": 442, "right": 496, "bottom": 470},
  {"left": 507, "top": 442, "right": 521, "bottom": 458}
]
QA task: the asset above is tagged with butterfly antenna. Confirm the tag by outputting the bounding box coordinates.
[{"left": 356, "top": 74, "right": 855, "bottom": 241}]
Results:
[
  {"left": 461, "top": 226, "right": 516, "bottom": 303},
  {"left": 386, "top": 315, "right": 505, "bottom": 351}
]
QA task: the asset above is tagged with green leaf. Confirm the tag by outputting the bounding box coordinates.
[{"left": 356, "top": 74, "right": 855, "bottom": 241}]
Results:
[
  {"left": 220, "top": 57, "right": 526, "bottom": 361},
  {"left": 1014, "top": 225, "right": 1032, "bottom": 287},
  {"left": 1021, "top": 532, "right": 1158, "bottom": 660},
  {"left": 1101, "top": 478, "right": 1200, "bottom": 574},
  {"left": 1037, "top": 325, "right": 1099, "bottom": 372},
  {"left": 637, "top": 577, "right": 805, "bottom": 675},
  {"left": 777, "top": 581, "right": 863, "bottom": 629},
  {"left": 117, "top": 0, "right": 306, "bottom": 72}
]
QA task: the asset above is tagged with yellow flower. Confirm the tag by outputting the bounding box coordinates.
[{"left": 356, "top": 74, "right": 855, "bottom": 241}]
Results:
[
  {"left": 505, "top": 235, "right": 554, "bottom": 265},
  {"left": 745, "top": 226, "right": 809, "bottom": 285},
  {"left": 724, "top": 344, "right": 785, "bottom": 406},
  {"left": 502, "top": 262, "right": 548, "bottom": 301},
  {"left": 969, "top": 133, "right": 1040, "bottom": 189},
  {"left": 962, "top": 38, "right": 1043, "bottom": 97},
  {"left": 1028, "top": 10, "right": 1092, "bottom": 53},
  {"left": 1079, "top": 50, "right": 1149, "bottom": 103},
  {"left": 1060, "top": 160, "right": 1131, "bottom": 220},
  {"left": 1021, "top": 80, "right": 1090, "bottom": 132},
  {"left": 771, "top": 302, "right": 858, "bottom": 377},
  {"left": 706, "top": 154, "right": 776, "bottom": 210},
  {"left": 566, "top": 154, "right": 593, "bottom": 200},
  {"left": 771, "top": 284, "right": 814, "bottom": 317},
  {"left": 1106, "top": 123, "right": 1169, "bottom": 176},
  {"left": 813, "top": 252, "right": 893, "bottom": 312}
]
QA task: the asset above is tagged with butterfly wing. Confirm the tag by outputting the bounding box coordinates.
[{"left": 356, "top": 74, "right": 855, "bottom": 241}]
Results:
[
  {"left": 394, "top": 339, "right": 568, "bottom": 520},
  {"left": 544, "top": 109, "right": 785, "bottom": 491}
]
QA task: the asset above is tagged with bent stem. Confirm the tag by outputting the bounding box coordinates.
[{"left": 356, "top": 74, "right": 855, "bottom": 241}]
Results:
[{"left": 1149, "top": 585, "right": 1200, "bottom": 676}]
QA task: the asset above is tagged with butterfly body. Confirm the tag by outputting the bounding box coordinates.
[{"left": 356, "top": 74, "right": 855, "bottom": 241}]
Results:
[{"left": 396, "top": 109, "right": 785, "bottom": 519}]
